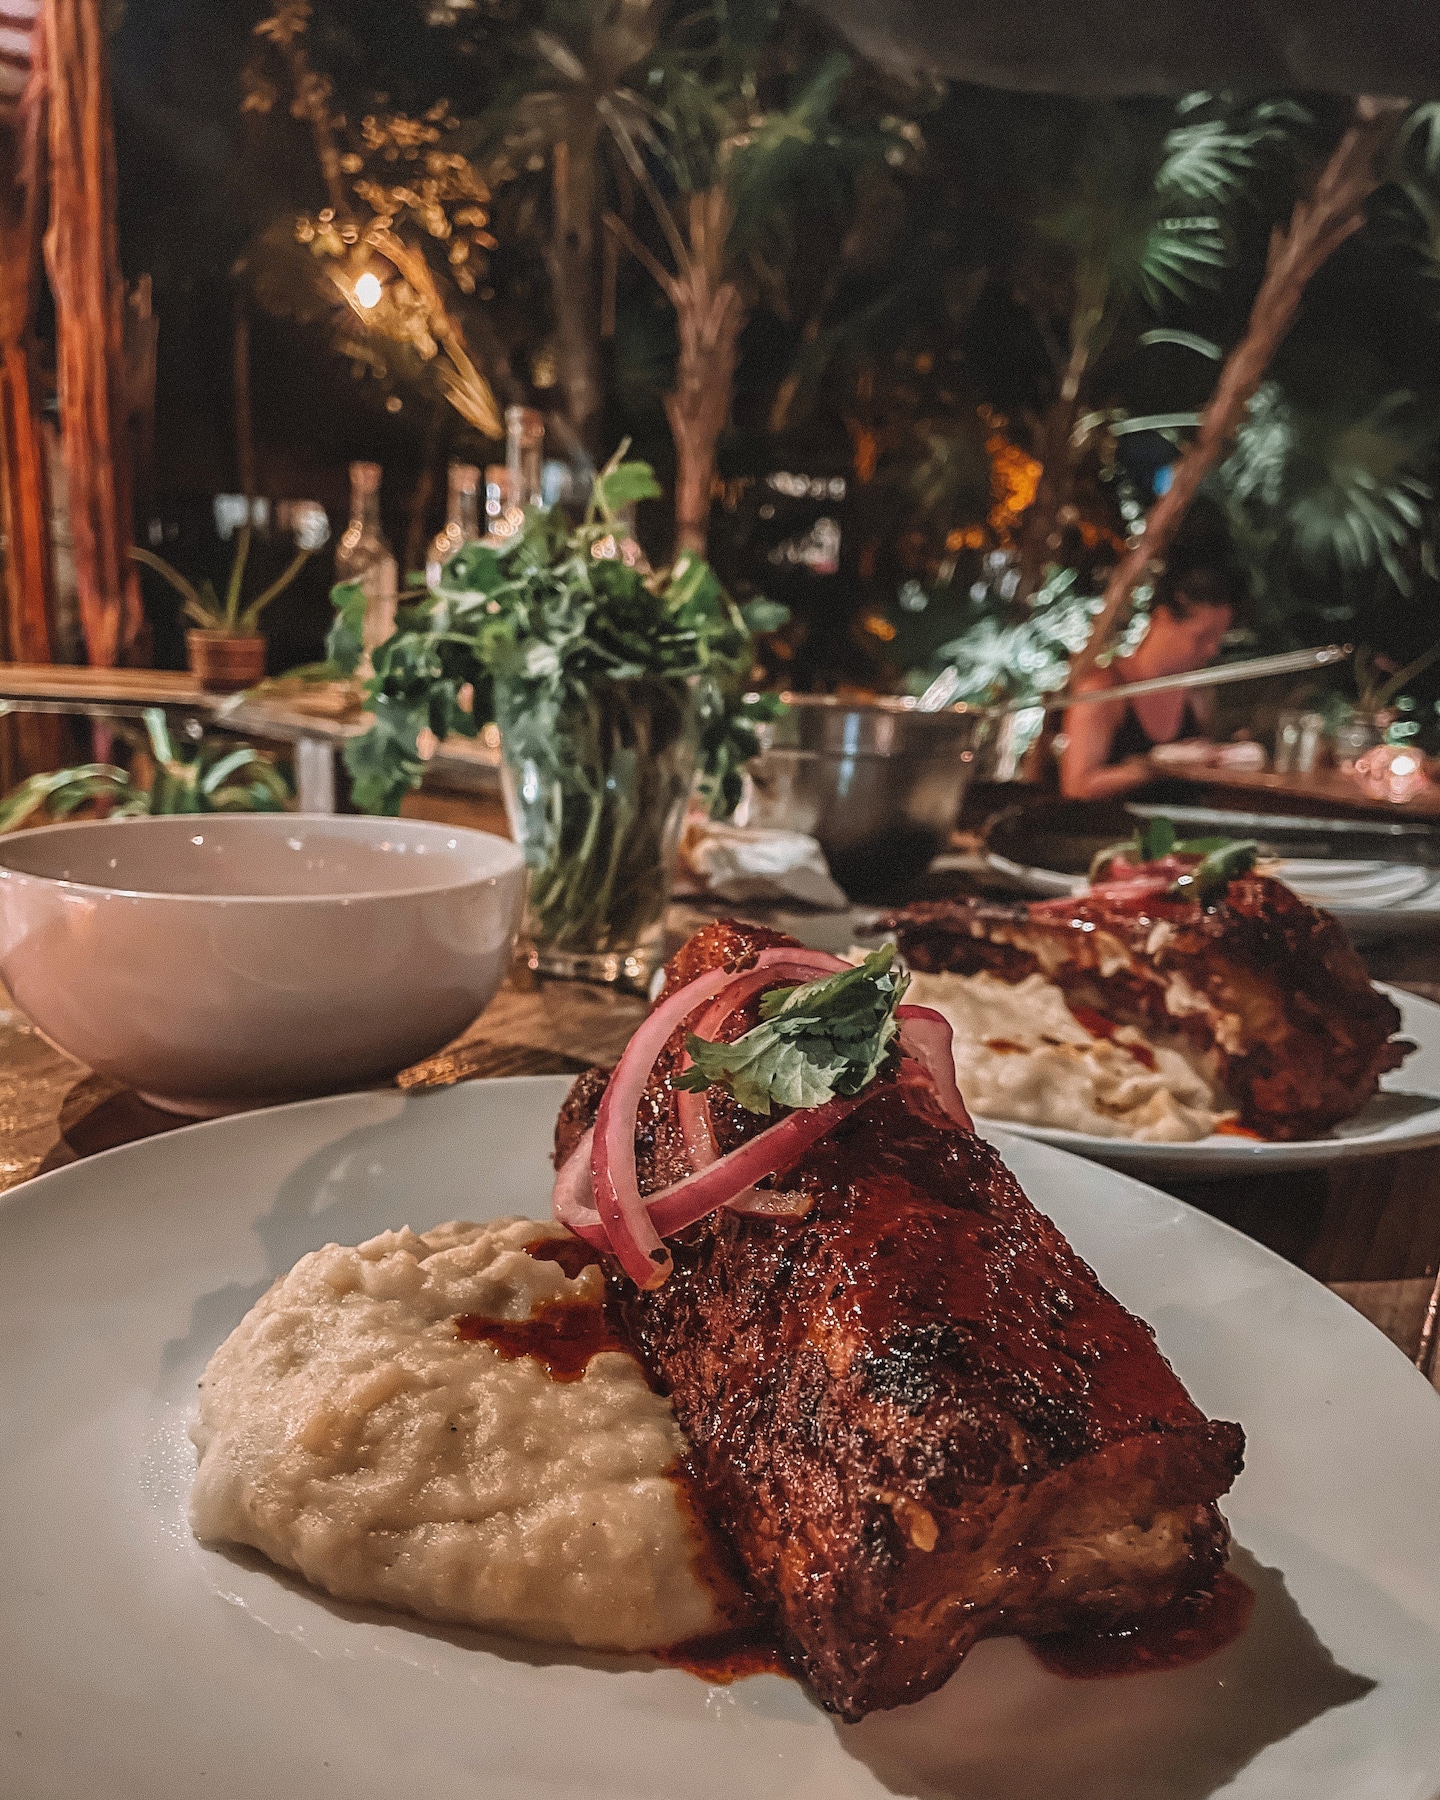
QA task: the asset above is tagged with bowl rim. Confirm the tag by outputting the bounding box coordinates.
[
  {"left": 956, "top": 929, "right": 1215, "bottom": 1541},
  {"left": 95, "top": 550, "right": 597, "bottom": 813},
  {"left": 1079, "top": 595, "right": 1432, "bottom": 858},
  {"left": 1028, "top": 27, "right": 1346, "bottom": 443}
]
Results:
[{"left": 0, "top": 813, "right": 526, "bottom": 905}]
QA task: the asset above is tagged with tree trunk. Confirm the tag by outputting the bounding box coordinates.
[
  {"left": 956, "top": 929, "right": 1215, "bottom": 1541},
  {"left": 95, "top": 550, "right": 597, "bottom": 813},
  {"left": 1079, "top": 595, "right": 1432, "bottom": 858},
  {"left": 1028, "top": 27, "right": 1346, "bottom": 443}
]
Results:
[
  {"left": 664, "top": 190, "right": 745, "bottom": 558},
  {"left": 42, "top": 0, "right": 145, "bottom": 669},
  {"left": 545, "top": 114, "right": 606, "bottom": 463},
  {"left": 1068, "top": 97, "right": 1408, "bottom": 685},
  {"left": 1013, "top": 298, "right": 1101, "bottom": 602},
  {"left": 1012, "top": 391, "right": 1080, "bottom": 596}
]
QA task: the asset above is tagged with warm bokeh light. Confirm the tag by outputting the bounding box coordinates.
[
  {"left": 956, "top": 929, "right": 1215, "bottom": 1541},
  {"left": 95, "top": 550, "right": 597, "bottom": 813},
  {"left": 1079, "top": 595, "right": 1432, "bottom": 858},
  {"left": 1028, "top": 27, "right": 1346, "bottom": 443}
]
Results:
[
  {"left": 354, "top": 271, "right": 383, "bottom": 310},
  {"left": 1353, "top": 742, "right": 1432, "bottom": 804}
]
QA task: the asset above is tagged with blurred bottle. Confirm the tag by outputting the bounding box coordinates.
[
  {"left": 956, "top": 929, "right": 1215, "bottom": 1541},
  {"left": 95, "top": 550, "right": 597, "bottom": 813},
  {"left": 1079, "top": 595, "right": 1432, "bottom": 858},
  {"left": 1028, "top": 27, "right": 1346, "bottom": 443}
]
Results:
[
  {"left": 506, "top": 406, "right": 545, "bottom": 508},
  {"left": 478, "top": 412, "right": 545, "bottom": 547},
  {"left": 481, "top": 463, "right": 520, "bottom": 545},
  {"left": 334, "top": 461, "right": 398, "bottom": 653},
  {"left": 426, "top": 462, "right": 482, "bottom": 589}
]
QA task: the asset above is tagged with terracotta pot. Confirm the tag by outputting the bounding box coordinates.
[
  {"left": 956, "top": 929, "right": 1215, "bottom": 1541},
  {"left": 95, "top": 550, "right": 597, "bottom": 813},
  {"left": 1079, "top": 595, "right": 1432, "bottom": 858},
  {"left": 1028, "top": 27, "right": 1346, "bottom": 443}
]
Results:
[{"left": 186, "top": 631, "right": 267, "bottom": 694}]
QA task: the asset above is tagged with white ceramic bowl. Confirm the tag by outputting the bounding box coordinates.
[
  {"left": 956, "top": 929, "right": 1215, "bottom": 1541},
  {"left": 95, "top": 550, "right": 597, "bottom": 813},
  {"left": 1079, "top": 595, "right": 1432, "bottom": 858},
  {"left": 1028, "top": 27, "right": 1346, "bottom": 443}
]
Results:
[{"left": 0, "top": 814, "right": 526, "bottom": 1114}]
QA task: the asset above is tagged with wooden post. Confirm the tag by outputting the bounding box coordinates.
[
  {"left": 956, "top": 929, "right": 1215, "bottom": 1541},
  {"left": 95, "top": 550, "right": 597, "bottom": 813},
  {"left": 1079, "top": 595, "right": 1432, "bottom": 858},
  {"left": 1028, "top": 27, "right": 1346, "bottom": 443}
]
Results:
[
  {"left": 41, "top": 0, "right": 145, "bottom": 668},
  {"left": 0, "top": 8, "right": 61, "bottom": 780}
]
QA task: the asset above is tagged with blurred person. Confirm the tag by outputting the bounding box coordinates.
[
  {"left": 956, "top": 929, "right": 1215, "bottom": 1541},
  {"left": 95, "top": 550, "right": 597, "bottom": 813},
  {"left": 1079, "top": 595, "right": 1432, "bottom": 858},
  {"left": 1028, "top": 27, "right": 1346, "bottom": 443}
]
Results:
[{"left": 1060, "top": 564, "right": 1240, "bottom": 802}]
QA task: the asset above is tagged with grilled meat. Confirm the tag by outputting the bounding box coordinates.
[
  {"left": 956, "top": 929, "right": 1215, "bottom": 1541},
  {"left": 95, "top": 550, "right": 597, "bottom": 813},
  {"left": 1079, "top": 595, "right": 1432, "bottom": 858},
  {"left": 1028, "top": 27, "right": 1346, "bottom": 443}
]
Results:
[
  {"left": 555, "top": 920, "right": 1245, "bottom": 1720},
  {"left": 880, "top": 873, "right": 1408, "bottom": 1140}
]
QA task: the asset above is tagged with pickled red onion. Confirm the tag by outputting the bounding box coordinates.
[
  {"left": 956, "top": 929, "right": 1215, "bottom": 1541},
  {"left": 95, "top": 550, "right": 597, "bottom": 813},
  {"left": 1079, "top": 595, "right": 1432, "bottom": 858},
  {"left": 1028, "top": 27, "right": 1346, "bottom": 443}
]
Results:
[
  {"left": 557, "top": 948, "right": 974, "bottom": 1289},
  {"left": 551, "top": 1125, "right": 608, "bottom": 1248},
  {"left": 896, "top": 1004, "right": 972, "bottom": 1130},
  {"left": 646, "top": 1091, "right": 867, "bottom": 1235},
  {"left": 591, "top": 964, "right": 738, "bottom": 1287},
  {"left": 675, "top": 950, "right": 849, "bottom": 1208}
]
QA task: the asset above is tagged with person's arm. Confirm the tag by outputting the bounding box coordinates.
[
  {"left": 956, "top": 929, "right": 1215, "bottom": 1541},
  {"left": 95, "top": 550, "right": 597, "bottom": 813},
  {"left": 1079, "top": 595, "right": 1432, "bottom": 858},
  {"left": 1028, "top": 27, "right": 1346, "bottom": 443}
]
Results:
[{"left": 1059, "top": 684, "right": 1152, "bottom": 800}]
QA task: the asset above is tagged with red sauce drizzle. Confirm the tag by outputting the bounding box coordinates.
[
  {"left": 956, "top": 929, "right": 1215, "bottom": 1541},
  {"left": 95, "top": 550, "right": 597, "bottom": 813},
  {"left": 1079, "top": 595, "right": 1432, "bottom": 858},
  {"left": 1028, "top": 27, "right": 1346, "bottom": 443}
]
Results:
[
  {"left": 1213, "top": 1119, "right": 1265, "bottom": 1140},
  {"left": 455, "top": 1239, "right": 622, "bottom": 1379},
  {"left": 454, "top": 1300, "right": 629, "bottom": 1379},
  {"left": 1030, "top": 1571, "right": 1254, "bottom": 1680},
  {"left": 652, "top": 1628, "right": 793, "bottom": 1685},
  {"left": 1066, "top": 1004, "right": 1158, "bottom": 1070},
  {"left": 983, "top": 1038, "right": 1027, "bottom": 1055}
]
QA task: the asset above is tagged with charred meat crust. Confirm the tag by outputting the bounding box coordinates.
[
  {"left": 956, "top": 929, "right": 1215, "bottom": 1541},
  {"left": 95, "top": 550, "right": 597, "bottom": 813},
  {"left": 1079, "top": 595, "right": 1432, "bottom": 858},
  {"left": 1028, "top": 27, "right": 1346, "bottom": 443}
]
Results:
[
  {"left": 880, "top": 876, "right": 1407, "bottom": 1140},
  {"left": 552, "top": 919, "right": 1245, "bottom": 1720}
]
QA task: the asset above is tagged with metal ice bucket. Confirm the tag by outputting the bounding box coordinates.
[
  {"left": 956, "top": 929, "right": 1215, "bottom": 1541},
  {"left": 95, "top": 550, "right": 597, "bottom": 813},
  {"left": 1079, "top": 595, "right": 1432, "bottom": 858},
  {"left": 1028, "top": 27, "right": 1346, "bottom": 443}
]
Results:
[{"left": 737, "top": 694, "right": 990, "bottom": 901}]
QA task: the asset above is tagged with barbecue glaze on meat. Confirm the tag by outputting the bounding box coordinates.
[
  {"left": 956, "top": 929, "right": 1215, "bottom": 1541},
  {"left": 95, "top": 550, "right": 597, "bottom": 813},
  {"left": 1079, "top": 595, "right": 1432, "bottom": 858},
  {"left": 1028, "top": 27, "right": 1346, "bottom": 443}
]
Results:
[
  {"left": 881, "top": 872, "right": 1408, "bottom": 1140},
  {"left": 554, "top": 921, "right": 1245, "bottom": 1720}
]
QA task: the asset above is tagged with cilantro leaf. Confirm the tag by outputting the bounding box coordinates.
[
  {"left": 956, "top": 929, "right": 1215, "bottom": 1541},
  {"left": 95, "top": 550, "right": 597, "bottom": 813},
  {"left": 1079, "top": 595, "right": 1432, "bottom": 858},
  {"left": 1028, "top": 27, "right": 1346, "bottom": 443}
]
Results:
[
  {"left": 1140, "top": 815, "right": 1177, "bottom": 861},
  {"left": 1167, "top": 838, "right": 1258, "bottom": 896},
  {"left": 675, "top": 946, "right": 910, "bottom": 1117},
  {"left": 1090, "top": 815, "right": 1259, "bottom": 888}
]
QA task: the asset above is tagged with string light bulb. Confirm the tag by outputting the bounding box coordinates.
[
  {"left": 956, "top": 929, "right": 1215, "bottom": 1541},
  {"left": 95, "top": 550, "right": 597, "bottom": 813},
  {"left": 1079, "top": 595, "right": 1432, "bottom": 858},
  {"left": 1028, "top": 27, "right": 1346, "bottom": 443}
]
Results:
[{"left": 354, "top": 271, "right": 383, "bottom": 310}]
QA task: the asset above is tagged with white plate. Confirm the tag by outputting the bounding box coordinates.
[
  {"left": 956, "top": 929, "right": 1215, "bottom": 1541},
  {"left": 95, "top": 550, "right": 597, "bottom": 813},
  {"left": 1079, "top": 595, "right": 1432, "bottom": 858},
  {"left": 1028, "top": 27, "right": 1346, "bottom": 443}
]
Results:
[
  {"left": 4, "top": 1078, "right": 1440, "bottom": 1800},
  {"left": 968, "top": 984, "right": 1440, "bottom": 1176},
  {"left": 1265, "top": 860, "right": 1440, "bottom": 939}
]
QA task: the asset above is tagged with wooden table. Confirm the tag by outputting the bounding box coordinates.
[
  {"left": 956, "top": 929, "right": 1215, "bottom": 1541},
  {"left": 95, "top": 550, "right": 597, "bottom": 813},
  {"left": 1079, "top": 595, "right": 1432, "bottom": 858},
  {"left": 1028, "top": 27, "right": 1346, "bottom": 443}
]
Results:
[
  {"left": 0, "top": 662, "right": 502, "bottom": 811},
  {"left": 2, "top": 896, "right": 1437, "bottom": 1394},
  {"left": 1153, "top": 758, "right": 1440, "bottom": 823}
]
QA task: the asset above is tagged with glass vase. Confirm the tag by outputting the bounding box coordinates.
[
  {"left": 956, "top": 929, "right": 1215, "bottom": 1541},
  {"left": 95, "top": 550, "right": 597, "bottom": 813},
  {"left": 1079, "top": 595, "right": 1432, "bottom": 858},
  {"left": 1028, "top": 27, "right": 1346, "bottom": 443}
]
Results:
[{"left": 495, "top": 673, "right": 699, "bottom": 989}]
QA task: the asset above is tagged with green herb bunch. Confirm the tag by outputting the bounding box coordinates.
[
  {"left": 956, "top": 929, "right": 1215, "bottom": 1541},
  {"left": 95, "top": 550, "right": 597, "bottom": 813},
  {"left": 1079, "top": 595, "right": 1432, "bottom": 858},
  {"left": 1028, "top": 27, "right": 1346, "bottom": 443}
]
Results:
[
  {"left": 329, "top": 451, "right": 784, "bottom": 821},
  {"left": 676, "top": 947, "right": 909, "bottom": 1116},
  {"left": 330, "top": 450, "right": 785, "bottom": 958}
]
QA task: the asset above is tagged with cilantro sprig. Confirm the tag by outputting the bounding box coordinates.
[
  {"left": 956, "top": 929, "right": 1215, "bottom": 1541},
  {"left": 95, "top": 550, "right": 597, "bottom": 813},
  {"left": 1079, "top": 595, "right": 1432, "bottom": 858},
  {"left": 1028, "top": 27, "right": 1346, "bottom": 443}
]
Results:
[
  {"left": 1089, "top": 815, "right": 1258, "bottom": 897},
  {"left": 675, "top": 946, "right": 909, "bottom": 1117}
]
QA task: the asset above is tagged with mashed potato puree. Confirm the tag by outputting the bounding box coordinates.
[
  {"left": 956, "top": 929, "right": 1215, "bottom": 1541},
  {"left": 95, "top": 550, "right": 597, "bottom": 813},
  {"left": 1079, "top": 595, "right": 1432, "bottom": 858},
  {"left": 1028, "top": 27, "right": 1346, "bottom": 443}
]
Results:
[
  {"left": 906, "top": 969, "right": 1227, "bottom": 1142},
  {"left": 190, "top": 1217, "right": 729, "bottom": 1652}
]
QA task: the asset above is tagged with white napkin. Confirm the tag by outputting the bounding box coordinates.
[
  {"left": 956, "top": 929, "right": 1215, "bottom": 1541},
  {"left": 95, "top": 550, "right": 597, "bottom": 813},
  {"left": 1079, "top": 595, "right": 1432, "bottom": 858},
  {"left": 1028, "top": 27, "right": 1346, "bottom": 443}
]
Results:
[{"left": 679, "top": 821, "right": 850, "bottom": 911}]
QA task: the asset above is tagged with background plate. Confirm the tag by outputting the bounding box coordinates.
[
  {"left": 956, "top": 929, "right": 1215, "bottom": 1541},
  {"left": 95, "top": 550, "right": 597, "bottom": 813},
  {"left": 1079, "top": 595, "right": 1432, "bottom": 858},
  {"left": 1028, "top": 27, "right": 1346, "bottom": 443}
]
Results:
[
  {"left": 969, "top": 985, "right": 1440, "bottom": 1176},
  {"left": 3, "top": 1077, "right": 1440, "bottom": 1800},
  {"left": 983, "top": 798, "right": 1440, "bottom": 940}
]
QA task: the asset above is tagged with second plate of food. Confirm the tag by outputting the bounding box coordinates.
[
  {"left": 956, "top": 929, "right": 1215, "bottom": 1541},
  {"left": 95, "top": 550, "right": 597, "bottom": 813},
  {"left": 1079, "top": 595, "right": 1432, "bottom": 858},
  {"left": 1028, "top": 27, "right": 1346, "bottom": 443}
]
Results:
[{"left": 937, "top": 983, "right": 1440, "bottom": 1176}]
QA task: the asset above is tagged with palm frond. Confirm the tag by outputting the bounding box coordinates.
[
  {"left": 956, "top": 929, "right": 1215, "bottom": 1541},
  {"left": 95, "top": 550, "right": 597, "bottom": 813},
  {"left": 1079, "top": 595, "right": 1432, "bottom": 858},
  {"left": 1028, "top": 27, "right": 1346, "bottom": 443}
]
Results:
[
  {"left": 1290, "top": 464, "right": 1434, "bottom": 590},
  {"left": 1219, "top": 382, "right": 1293, "bottom": 508},
  {"left": 1138, "top": 327, "right": 1223, "bottom": 359},
  {"left": 1135, "top": 214, "right": 1228, "bottom": 307},
  {"left": 1155, "top": 118, "right": 1257, "bottom": 207}
]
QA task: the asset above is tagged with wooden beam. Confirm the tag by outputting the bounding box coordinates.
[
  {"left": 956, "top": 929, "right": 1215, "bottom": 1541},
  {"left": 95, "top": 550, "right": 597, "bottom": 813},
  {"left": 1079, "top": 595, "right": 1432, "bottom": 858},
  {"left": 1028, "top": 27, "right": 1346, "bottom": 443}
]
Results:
[
  {"left": 41, "top": 0, "right": 144, "bottom": 669},
  {"left": 0, "top": 8, "right": 61, "bottom": 779}
]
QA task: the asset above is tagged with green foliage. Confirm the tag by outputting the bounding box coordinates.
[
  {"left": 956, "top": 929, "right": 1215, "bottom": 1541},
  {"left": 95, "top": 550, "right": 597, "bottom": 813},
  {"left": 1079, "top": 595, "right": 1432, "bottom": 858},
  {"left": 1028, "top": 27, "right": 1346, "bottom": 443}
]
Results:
[
  {"left": 130, "top": 525, "right": 314, "bottom": 637},
  {"left": 0, "top": 711, "right": 290, "bottom": 831},
  {"left": 1211, "top": 379, "right": 1439, "bottom": 608},
  {"left": 907, "top": 565, "right": 1107, "bottom": 709},
  {"left": 1169, "top": 840, "right": 1260, "bottom": 896},
  {"left": 334, "top": 454, "right": 787, "bottom": 818},
  {"left": 1026, "top": 95, "right": 1308, "bottom": 357},
  {"left": 675, "top": 945, "right": 909, "bottom": 1115}
]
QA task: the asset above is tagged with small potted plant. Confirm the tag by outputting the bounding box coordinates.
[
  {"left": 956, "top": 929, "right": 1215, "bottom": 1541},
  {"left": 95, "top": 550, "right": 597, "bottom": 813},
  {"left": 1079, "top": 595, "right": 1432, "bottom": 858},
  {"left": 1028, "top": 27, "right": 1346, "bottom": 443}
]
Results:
[
  {"left": 130, "top": 522, "right": 316, "bottom": 694},
  {"left": 1332, "top": 640, "right": 1440, "bottom": 766},
  {"left": 0, "top": 708, "right": 291, "bottom": 829}
]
